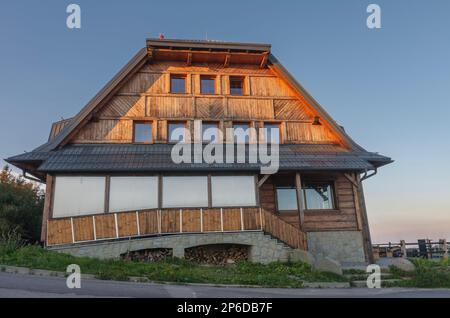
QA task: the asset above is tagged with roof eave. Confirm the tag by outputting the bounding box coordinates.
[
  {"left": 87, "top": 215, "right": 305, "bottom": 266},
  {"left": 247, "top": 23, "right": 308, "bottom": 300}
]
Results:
[{"left": 146, "top": 38, "right": 271, "bottom": 53}]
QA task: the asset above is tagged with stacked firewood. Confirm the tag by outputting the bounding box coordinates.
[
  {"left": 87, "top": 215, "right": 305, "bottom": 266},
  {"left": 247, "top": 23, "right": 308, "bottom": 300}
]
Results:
[
  {"left": 185, "top": 244, "right": 249, "bottom": 265},
  {"left": 122, "top": 248, "right": 173, "bottom": 262}
]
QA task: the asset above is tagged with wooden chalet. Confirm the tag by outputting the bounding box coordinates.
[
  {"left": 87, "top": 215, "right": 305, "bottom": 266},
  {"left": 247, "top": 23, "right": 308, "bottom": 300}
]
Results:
[{"left": 6, "top": 39, "right": 392, "bottom": 264}]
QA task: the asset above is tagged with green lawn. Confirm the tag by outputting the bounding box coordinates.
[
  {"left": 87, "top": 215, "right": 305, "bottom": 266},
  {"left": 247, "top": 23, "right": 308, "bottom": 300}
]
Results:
[
  {"left": 385, "top": 258, "right": 450, "bottom": 288},
  {"left": 0, "top": 245, "right": 347, "bottom": 287}
]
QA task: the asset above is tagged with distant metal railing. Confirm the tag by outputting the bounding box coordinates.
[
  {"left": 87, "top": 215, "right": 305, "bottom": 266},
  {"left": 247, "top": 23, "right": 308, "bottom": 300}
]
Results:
[{"left": 373, "top": 239, "right": 449, "bottom": 259}]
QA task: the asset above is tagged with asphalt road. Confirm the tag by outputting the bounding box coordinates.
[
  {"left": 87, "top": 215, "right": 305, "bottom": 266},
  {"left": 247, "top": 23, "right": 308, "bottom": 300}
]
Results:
[{"left": 1, "top": 272, "right": 450, "bottom": 298}]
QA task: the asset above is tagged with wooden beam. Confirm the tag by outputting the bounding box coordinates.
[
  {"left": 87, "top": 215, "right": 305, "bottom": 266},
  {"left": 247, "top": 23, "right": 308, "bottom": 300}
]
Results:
[
  {"left": 224, "top": 54, "right": 231, "bottom": 67},
  {"left": 257, "top": 174, "right": 270, "bottom": 188},
  {"left": 344, "top": 173, "right": 358, "bottom": 187},
  {"left": 40, "top": 174, "right": 54, "bottom": 243},
  {"left": 104, "top": 175, "right": 110, "bottom": 213},
  {"left": 295, "top": 172, "right": 305, "bottom": 231},
  {"left": 355, "top": 173, "right": 375, "bottom": 264},
  {"left": 147, "top": 48, "right": 154, "bottom": 62},
  {"left": 186, "top": 52, "right": 192, "bottom": 66},
  {"left": 260, "top": 53, "right": 269, "bottom": 68}
]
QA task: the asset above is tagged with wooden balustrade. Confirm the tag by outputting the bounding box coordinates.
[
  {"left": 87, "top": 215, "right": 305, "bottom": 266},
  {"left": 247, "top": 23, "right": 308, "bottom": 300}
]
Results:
[
  {"left": 47, "top": 207, "right": 308, "bottom": 251},
  {"left": 261, "top": 209, "right": 307, "bottom": 250},
  {"left": 46, "top": 207, "right": 262, "bottom": 246}
]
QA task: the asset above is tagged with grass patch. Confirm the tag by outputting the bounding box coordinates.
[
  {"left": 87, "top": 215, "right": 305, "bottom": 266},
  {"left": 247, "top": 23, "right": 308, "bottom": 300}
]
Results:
[
  {"left": 384, "top": 258, "right": 450, "bottom": 288},
  {"left": 0, "top": 245, "right": 347, "bottom": 287}
]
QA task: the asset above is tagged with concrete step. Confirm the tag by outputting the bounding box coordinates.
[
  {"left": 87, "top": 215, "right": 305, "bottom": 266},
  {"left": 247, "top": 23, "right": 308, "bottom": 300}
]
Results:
[
  {"left": 345, "top": 272, "right": 393, "bottom": 279},
  {"left": 350, "top": 278, "right": 403, "bottom": 288}
]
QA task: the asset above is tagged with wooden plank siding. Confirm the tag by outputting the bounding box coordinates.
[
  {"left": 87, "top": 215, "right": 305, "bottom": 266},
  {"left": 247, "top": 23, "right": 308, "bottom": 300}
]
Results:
[
  {"left": 258, "top": 174, "right": 359, "bottom": 232},
  {"left": 70, "top": 61, "right": 341, "bottom": 145}
]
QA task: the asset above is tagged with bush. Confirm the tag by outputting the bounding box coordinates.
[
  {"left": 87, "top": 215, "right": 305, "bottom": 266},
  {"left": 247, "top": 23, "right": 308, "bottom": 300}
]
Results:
[{"left": 0, "top": 165, "right": 44, "bottom": 243}]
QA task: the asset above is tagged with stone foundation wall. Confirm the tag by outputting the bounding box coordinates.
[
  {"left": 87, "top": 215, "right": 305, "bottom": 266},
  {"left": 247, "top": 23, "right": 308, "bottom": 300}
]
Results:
[
  {"left": 48, "top": 231, "right": 292, "bottom": 264},
  {"left": 307, "top": 231, "right": 366, "bottom": 263}
]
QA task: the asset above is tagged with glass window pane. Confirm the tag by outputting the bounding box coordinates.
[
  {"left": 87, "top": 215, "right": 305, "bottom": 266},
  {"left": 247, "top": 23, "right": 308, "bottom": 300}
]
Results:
[
  {"left": 53, "top": 176, "right": 105, "bottom": 217},
  {"left": 162, "top": 176, "right": 208, "bottom": 208},
  {"left": 134, "top": 123, "right": 152, "bottom": 143},
  {"left": 168, "top": 122, "right": 186, "bottom": 142},
  {"left": 276, "top": 187, "right": 298, "bottom": 211},
  {"left": 303, "top": 183, "right": 334, "bottom": 210},
  {"left": 171, "top": 75, "right": 186, "bottom": 93},
  {"left": 233, "top": 123, "right": 250, "bottom": 143},
  {"left": 211, "top": 176, "right": 256, "bottom": 207},
  {"left": 201, "top": 76, "right": 215, "bottom": 94},
  {"left": 202, "top": 122, "right": 219, "bottom": 142},
  {"left": 264, "top": 124, "right": 280, "bottom": 144},
  {"left": 230, "top": 77, "right": 243, "bottom": 95},
  {"left": 109, "top": 177, "right": 158, "bottom": 212}
]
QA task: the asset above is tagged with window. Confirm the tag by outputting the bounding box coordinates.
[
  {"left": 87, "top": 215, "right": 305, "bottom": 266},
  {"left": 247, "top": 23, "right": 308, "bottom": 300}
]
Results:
[
  {"left": 264, "top": 123, "right": 281, "bottom": 144},
  {"left": 162, "top": 176, "right": 208, "bottom": 208},
  {"left": 109, "top": 177, "right": 158, "bottom": 212},
  {"left": 276, "top": 187, "right": 298, "bottom": 211},
  {"left": 53, "top": 176, "right": 105, "bottom": 217},
  {"left": 302, "top": 181, "right": 335, "bottom": 210},
  {"left": 170, "top": 74, "right": 186, "bottom": 93},
  {"left": 229, "top": 76, "right": 244, "bottom": 95},
  {"left": 202, "top": 122, "right": 220, "bottom": 143},
  {"left": 233, "top": 123, "right": 250, "bottom": 143},
  {"left": 200, "top": 75, "right": 216, "bottom": 94},
  {"left": 211, "top": 176, "right": 256, "bottom": 207},
  {"left": 168, "top": 122, "right": 186, "bottom": 142},
  {"left": 133, "top": 122, "right": 153, "bottom": 143}
]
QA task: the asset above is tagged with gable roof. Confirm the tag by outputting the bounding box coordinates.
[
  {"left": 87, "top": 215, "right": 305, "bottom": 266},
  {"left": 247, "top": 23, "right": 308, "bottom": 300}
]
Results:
[
  {"left": 5, "top": 38, "right": 393, "bottom": 179},
  {"left": 30, "top": 39, "right": 363, "bottom": 152}
]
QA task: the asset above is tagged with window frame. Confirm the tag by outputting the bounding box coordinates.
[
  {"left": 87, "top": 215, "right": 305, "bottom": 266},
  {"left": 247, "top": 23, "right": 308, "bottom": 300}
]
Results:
[
  {"left": 232, "top": 122, "right": 251, "bottom": 144},
  {"left": 263, "top": 122, "right": 282, "bottom": 144},
  {"left": 301, "top": 180, "right": 338, "bottom": 211},
  {"left": 167, "top": 121, "right": 188, "bottom": 143},
  {"left": 275, "top": 185, "right": 299, "bottom": 213},
  {"left": 202, "top": 121, "right": 220, "bottom": 143},
  {"left": 229, "top": 76, "right": 245, "bottom": 96},
  {"left": 52, "top": 176, "right": 106, "bottom": 218},
  {"left": 133, "top": 121, "right": 154, "bottom": 144},
  {"left": 210, "top": 175, "right": 258, "bottom": 208},
  {"left": 200, "top": 75, "right": 216, "bottom": 95},
  {"left": 170, "top": 74, "right": 187, "bottom": 94}
]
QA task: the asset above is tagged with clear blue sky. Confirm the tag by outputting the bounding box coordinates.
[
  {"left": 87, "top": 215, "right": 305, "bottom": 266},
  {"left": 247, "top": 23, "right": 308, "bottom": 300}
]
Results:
[{"left": 1, "top": 0, "right": 449, "bottom": 242}]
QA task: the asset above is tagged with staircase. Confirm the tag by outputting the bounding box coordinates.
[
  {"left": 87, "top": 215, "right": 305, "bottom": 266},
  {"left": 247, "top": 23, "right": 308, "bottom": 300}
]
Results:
[{"left": 261, "top": 208, "right": 308, "bottom": 250}]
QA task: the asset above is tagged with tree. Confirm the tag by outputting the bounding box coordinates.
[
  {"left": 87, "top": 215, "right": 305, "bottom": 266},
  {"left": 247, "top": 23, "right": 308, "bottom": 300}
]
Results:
[{"left": 0, "top": 165, "right": 44, "bottom": 243}]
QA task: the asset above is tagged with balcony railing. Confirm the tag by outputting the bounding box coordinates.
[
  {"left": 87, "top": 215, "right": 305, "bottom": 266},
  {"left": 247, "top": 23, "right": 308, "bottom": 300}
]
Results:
[
  {"left": 47, "top": 207, "right": 308, "bottom": 251},
  {"left": 46, "top": 207, "right": 263, "bottom": 246}
]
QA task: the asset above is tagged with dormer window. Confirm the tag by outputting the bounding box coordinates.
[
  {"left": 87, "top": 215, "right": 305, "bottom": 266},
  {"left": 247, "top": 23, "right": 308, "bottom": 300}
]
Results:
[
  {"left": 229, "top": 76, "right": 244, "bottom": 95},
  {"left": 170, "top": 74, "right": 186, "bottom": 93}
]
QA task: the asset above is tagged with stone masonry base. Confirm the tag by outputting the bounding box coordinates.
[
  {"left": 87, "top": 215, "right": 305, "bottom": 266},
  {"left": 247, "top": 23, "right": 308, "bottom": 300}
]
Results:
[
  {"left": 307, "top": 231, "right": 366, "bottom": 263},
  {"left": 48, "top": 231, "right": 294, "bottom": 264}
]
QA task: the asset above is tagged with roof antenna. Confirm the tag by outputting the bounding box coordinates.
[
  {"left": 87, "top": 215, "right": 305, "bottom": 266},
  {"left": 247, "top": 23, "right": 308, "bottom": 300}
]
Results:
[
  {"left": 205, "top": 31, "right": 208, "bottom": 40},
  {"left": 159, "top": 33, "right": 165, "bottom": 40}
]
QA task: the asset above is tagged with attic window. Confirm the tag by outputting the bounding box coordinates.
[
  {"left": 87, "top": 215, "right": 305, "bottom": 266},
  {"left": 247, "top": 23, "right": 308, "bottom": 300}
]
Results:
[
  {"left": 229, "top": 76, "right": 244, "bottom": 95},
  {"left": 200, "top": 75, "right": 216, "bottom": 94},
  {"left": 133, "top": 122, "right": 153, "bottom": 143},
  {"left": 170, "top": 74, "right": 186, "bottom": 93},
  {"left": 168, "top": 122, "right": 186, "bottom": 143}
]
